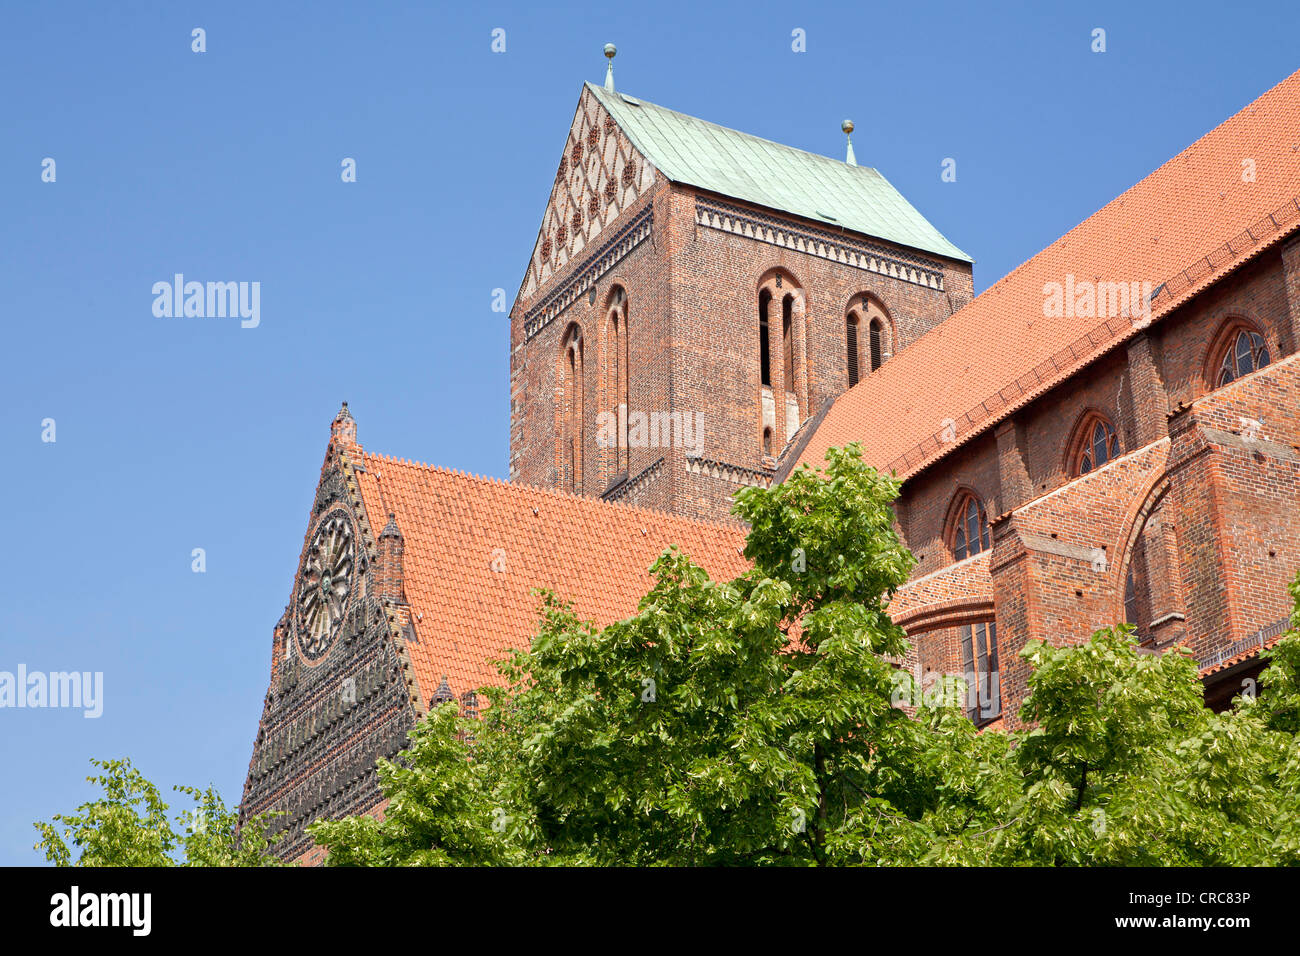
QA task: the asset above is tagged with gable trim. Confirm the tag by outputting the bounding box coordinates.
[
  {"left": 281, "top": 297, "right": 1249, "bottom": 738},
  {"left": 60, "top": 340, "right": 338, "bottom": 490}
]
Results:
[{"left": 523, "top": 204, "right": 654, "bottom": 341}]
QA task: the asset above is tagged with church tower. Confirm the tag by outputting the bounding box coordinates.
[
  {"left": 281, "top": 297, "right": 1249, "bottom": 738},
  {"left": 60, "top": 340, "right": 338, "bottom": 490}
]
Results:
[{"left": 509, "top": 48, "right": 974, "bottom": 522}]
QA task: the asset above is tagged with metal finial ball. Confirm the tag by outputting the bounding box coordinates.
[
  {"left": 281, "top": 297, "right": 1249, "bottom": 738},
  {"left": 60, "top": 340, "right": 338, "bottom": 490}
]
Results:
[
  {"left": 841, "top": 119, "right": 854, "bottom": 135},
  {"left": 604, "top": 43, "right": 617, "bottom": 59}
]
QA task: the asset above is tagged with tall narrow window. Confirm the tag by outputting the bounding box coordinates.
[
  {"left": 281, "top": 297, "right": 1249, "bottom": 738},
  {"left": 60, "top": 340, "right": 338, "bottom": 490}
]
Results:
[
  {"left": 846, "top": 315, "right": 860, "bottom": 387},
  {"left": 606, "top": 310, "right": 624, "bottom": 478},
  {"left": 1122, "top": 494, "right": 1179, "bottom": 649},
  {"left": 567, "top": 347, "right": 577, "bottom": 488},
  {"left": 599, "top": 290, "right": 630, "bottom": 482},
  {"left": 759, "top": 290, "right": 772, "bottom": 387},
  {"left": 1072, "top": 414, "right": 1120, "bottom": 476},
  {"left": 613, "top": 318, "right": 622, "bottom": 472},
  {"left": 960, "top": 622, "right": 1000, "bottom": 725},
  {"left": 618, "top": 300, "right": 629, "bottom": 473},
  {"left": 950, "top": 491, "right": 991, "bottom": 560},
  {"left": 850, "top": 296, "right": 892, "bottom": 375},
  {"left": 560, "top": 324, "right": 584, "bottom": 494},
  {"left": 782, "top": 294, "right": 795, "bottom": 392},
  {"left": 1124, "top": 563, "right": 1139, "bottom": 632},
  {"left": 762, "top": 427, "right": 772, "bottom": 456}
]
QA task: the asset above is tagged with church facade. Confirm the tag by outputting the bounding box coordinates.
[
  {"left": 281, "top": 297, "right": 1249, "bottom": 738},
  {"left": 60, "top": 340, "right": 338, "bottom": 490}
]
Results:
[{"left": 241, "top": 64, "right": 1300, "bottom": 862}]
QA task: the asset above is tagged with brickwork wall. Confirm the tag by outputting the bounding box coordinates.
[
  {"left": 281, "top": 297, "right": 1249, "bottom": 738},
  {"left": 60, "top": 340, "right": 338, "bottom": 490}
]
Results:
[
  {"left": 1170, "top": 353, "right": 1300, "bottom": 656},
  {"left": 508, "top": 96, "right": 1300, "bottom": 728},
  {"left": 900, "top": 432, "right": 1001, "bottom": 577},
  {"left": 1156, "top": 253, "right": 1292, "bottom": 409},
  {"left": 894, "top": 244, "right": 1300, "bottom": 724},
  {"left": 512, "top": 176, "right": 973, "bottom": 523},
  {"left": 666, "top": 186, "right": 972, "bottom": 520},
  {"left": 510, "top": 184, "right": 680, "bottom": 513}
]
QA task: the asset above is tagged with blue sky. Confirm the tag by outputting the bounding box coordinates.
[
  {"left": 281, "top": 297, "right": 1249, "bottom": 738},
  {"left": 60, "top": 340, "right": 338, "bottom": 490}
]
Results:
[{"left": 2, "top": 0, "right": 1297, "bottom": 865}]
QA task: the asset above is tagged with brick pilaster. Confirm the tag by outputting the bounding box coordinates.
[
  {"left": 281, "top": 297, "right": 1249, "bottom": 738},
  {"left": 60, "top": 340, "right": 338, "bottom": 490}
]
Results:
[
  {"left": 988, "top": 514, "right": 1031, "bottom": 730},
  {"left": 1139, "top": 506, "right": 1188, "bottom": 646},
  {"left": 994, "top": 418, "right": 1032, "bottom": 515},
  {"left": 1126, "top": 333, "right": 1170, "bottom": 448},
  {"left": 1280, "top": 236, "right": 1300, "bottom": 356},
  {"left": 1165, "top": 403, "right": 1230, "bottom": 656}
]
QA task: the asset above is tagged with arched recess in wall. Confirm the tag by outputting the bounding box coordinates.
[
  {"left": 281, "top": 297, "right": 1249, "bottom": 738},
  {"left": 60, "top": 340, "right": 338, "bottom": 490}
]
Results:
[
  {"left": 1203, "top": 315, "right": 1273, "bottom": 391},
  {"left": 845, "top": 293, "right": 894, "bottom": 385},
  {"left": 1064, "top": 408, "right": 1122, "bottom": 477},
  {"left": 1115, "top": 475, "right": 1185, "bottom": 648},
  {"left": 943, "top": 487, "right": 992, "bottom": 561},
  {"left": 600, "top": 285, "right": 630, "bottom": 483},
  {"left": 756, "top": 268, "right": 807, "bottom": 449},
  {"left": 557, "top": 322, "right": 585, "bottom": 494}
]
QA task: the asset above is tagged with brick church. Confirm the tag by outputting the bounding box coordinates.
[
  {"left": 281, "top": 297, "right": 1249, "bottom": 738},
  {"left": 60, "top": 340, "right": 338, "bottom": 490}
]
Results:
[{"left": 241, "top": 57, "right": 1300, "bottom": 862}]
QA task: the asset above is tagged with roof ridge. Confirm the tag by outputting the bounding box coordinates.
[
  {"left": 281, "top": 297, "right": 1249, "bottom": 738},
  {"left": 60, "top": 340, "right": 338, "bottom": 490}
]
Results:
[
  {"left": 586, "top": 81, "right": 882, "bottom": 176},
  {"left": 584, "top": 82, "right": 970, "bottom": 263},
  {"left": 362, "top": 451, "right": 749, "bottom": 534}
]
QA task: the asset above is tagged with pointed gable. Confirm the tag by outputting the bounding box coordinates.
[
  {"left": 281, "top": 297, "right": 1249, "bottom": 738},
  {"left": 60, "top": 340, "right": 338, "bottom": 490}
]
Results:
[{"left": 520, "top": 85, "right": 658, "bottom": 298}]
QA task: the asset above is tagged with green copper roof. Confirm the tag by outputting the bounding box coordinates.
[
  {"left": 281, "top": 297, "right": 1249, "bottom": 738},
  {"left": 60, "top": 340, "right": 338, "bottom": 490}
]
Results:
[{"left": 587, "top": 82, "right": 971, "bottom": 264}]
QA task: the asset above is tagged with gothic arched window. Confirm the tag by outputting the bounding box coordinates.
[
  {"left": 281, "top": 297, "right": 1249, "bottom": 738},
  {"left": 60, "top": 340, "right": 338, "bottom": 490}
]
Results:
[
  {"left": 869, "top": 318, "right": 883, "bottom": 372},
  {"left": 949, "top": 491, "right": 991, "bottom": 560},
  {"left": 848, "top": 294, "right": 892, "bottom": 378},
  {"left": 759, "top": 272, "right": 805, "bottom": 439},
  {"left": 602, "top": 288, "right": 629, "bottom": 480},
  {"left": 846, "top": 314, "right": 861, "bottom": 387},
  {"left": 1124, "top": 560, "right": 1143, "bottom": 635},
  {"left": 560, "top": 323, "right": 584, "bottom": 493},
  {"left": 1070, "top": 413, "right": 1120, "bottom": 476},
  {"left": 782, "top": 293, "right": 795, "bottom": 398},
  {"left": 1212, "top": 323, "right": 1270, "bottom": 387},
  {"left": 1120, "top": 488, "right": 1182, "bottom": 649}
]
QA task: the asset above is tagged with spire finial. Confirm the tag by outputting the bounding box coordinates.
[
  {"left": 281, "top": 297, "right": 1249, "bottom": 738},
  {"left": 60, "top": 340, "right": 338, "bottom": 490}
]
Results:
[
  {"left": 603, "top": 43, "right": 617, "bottom": 92},
  {"left": 842, "top": 119, "right": 857, "bottom": 166},
  {"left": 331, "top": 401, "right": 358, "bottom": 450}
]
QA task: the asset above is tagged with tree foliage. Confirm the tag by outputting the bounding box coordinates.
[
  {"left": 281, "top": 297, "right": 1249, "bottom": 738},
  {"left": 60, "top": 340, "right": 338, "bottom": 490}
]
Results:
[
  {"left": 39, "top": 447, "right": 1300, "bottom": 866},
  {"left": 34, "top": 758, "right": 283, "bottom": 867},
  {"left": 308, "top": 445, "right": 1300, "bottom": 866}
]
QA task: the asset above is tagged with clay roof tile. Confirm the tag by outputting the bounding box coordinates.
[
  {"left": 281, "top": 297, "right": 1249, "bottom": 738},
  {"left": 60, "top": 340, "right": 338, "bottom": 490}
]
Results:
[
  {"left": 354, "top": 453, "right": 749, "bottom": 707},
  {"left": 796, "top": 68, "right": 1300, "bottom": 481}
]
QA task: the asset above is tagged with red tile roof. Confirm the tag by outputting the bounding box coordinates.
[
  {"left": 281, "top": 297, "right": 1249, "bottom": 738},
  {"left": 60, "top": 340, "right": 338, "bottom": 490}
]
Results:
[
  {"left": 1199, "top": 637, "right": 1284, "bottom": 678},
  {"left": 352, "top": 454, "right": 749, "bottom": 707},
  {"left": 796, "top": 67, "right": 1300, "bottom": 480},
  {"left": 1199, "top": 616, "right": 1296, "bottom": 677}
]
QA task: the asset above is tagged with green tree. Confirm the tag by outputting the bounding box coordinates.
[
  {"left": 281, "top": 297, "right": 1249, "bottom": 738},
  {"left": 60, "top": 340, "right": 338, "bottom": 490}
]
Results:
[
  {"left": 308, "top": 702, "right": 516, "bottom": 866},
  {"left": 314, "top": 445, "right": 942, "bottom": 865},
  {"left": 924, "top": 584, "right": 1300, "bottom": 866},
  {"left": 309, "top": 446, "right": 1300, "bottom": 867},
  {"left": 45, "top": 448, "right": 1299, "bottom": 867},
  {"left": 34, "top": 757, "right": 283, "bottom": 867}
]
